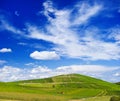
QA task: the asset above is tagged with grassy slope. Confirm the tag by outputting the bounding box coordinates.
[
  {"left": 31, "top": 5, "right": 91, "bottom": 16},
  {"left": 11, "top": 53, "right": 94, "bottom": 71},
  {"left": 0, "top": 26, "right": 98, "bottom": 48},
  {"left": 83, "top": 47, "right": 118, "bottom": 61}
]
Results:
[
  {"left": 0, "top": 74, "right": 120, "bottom": 101},
  {"left": 16, "top": 74, "right": 119, "bottom": 88}
]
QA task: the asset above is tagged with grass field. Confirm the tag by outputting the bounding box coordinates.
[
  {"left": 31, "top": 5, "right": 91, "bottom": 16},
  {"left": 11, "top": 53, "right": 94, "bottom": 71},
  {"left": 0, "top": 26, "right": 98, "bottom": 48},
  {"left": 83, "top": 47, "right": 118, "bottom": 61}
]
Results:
[
  {"left": 70, "top": 96, "right": 111, "bottom": 101},
  {"left": 0, "top": 74, "right": 120, "bottom": 101}
]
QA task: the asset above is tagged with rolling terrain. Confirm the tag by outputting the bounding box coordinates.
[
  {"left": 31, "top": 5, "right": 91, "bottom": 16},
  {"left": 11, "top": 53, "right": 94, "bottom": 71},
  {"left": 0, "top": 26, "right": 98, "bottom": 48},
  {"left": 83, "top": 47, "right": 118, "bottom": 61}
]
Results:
[{"left": 0, "top": 74, "right": 120, "bottom": 101}]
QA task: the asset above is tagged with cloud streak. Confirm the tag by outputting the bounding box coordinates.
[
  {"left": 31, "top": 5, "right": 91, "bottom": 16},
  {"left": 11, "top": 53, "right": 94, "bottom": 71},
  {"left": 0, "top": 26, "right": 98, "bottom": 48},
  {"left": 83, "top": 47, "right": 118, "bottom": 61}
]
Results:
[
  {"left": 0, "top": 60, "right": 7, "bottom": 65},
  {"left": 0, "top": 19, "right": 22, "bottom": 34}
]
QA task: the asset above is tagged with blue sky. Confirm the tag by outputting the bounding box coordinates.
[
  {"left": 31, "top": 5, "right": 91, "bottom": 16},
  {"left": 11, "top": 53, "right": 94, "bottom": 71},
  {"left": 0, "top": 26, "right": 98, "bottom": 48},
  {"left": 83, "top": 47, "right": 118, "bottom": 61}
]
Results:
[{"left": 0, "top": 0, "right": 120, "bottom": 82}]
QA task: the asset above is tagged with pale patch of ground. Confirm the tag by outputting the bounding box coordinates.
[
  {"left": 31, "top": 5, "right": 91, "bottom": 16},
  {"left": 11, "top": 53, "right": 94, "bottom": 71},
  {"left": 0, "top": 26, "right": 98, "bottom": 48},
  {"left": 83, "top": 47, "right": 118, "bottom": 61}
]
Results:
[
  {"left": 0, "top": 99, "right": 20, "bottom": 101},
  {"left": 69, "top": 96, "right": 111, "bottom": 101}
]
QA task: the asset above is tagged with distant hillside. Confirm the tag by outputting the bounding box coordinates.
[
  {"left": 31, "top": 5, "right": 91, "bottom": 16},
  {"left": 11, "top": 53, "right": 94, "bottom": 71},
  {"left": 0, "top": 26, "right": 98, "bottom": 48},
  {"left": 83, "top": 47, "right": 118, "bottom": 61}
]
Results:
[{"left": 16, "top": 74, "right": 120, "bottom": 89}]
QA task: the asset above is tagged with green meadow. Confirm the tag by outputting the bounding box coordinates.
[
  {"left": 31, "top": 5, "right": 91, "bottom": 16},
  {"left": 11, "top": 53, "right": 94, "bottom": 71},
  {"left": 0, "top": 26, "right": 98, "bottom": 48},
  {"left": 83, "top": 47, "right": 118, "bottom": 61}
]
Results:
[{"left": 0, "top": 74, "right": 120, "bottom": 101}]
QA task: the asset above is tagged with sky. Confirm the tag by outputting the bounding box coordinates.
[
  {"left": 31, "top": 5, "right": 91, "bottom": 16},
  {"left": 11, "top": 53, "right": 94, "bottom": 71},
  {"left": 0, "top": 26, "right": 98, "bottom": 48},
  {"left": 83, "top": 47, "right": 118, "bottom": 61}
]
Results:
[{"left": 0, "top": 0, "right": 120, "bottom": 82}]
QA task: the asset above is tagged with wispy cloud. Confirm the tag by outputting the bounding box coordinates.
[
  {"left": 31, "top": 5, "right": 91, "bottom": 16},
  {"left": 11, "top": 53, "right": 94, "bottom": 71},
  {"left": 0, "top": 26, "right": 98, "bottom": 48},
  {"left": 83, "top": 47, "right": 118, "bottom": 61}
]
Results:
[
  {"left": 25, "top": 62, "right": 35, "bottom": 66},
  {"left": 18, "top": 42, "right": 45, "bottom": 49},
  {"left": 56, "top": 65, "right": 117, "bottom": 73},
  {"left": 18, "top": 42, "right": 27, "bottom": 46},
  {"left": 26, "top": 1, "right": 120, "bottom": 60},
  {"left": 28, "top": 0, "right": 102, "bottom": 44},
  {"left": 0, "top": 60, "right": 7, "bottom": 65},
  {"left": 72, "top": 2, "right": 102, "bottom": 25},
  {"left": 1, "top": 0, "right": 120, "bottom": 61},
  {"left": 0, "top": 19, "right": 23, "bottom": 34},
  {"left": 108, "top": 26, "right": 120, "bottom": 41},
  {"left": 0, "top": 48, "right": 12, "bottom": 53}
]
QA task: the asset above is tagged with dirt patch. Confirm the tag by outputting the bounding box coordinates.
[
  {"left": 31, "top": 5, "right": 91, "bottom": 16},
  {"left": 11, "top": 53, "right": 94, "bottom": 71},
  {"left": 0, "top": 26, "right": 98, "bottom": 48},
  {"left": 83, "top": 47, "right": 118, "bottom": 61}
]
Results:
[{"left": 70, "top": 100, "right": 82, "bottom": 101}]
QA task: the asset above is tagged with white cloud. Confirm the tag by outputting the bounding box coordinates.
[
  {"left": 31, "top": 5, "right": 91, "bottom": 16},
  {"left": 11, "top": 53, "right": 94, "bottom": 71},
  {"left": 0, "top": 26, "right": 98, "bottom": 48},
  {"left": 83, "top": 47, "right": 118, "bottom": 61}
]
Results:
[
  {"left": 72, "top": 3, "right": 102, "bottom": 25},
  {"left": 25, "top": 62, "right": 35, "bottom": 66},
  {"left": 0, "top": 60, "right": 7, "bottom": 65},
  {"left": 56, "top": 65, "right": 117, "bottom": 73},
  {"left": 1, "top": 1, "right": 120, "bottom": 61},
  {"left": 108, "top": 26, "right": 120, "bottom": 41},
  {"left": 0, "top": 65, "right": 51, "bottom": 81},
  {"left": 25, "top": 1, "right": 119, "bottom": 60},
  {"left": 114, "top": 72, "right": 120, "bottom": 77},
  {"left": 18, "top": 42, "right": 44, "bottom": 49},
  {"left": 0, "top": 48, "right": 12, "bottom": 53},
  {"left": 0, "top": 65, "right": 119, "bottom": 82},
  {"left": 31, "top": 66, "right": 51, "bottom": 73},
  {"left": 43, "top": 0, "right": 56, "bottom": 21},
  {"left": 28, "top": 1, "right": 101, "bottom": 45},
  {"left": 18, "top": 42, "right": 27, "bottom": 46},
  {"left": 27, "top": 16, "right": 120, "bottom": 60},
  {"left": 30, "top": 51, "right": 60, "bottom": 60},
  {"left": 27, "top": 1, "right": 114, "bottom": 61},
  {"left": 0, "top": 19, "right": 22, "bottom": 34},
  {"left": 0, "top": 66, "right": 21, "bottom": 81}
]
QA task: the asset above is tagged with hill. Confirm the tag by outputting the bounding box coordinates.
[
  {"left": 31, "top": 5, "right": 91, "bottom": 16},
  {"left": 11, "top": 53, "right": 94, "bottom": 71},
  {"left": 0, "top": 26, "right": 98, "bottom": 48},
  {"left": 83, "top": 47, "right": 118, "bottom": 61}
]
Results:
[
  {"left": 17, "top": 74, "right": 119, "bottom": 89},
  {"left": 0, "top": 74, "right": 120, "bottom": 101}
]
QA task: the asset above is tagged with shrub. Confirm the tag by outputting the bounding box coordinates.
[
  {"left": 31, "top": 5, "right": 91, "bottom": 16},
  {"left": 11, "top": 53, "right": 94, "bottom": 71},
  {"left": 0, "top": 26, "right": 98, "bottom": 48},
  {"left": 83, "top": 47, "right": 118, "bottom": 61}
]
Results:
[{"left": 110, "top": 96, "right": 120, "bottom": 101}]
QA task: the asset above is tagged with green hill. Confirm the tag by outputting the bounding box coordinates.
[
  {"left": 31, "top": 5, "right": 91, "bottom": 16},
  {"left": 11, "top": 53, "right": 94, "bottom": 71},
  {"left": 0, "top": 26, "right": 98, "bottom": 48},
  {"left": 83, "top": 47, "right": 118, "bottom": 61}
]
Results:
[
  {"left": 17, "top": 74, "right": 119, "bottom": 89},
  {"left": 0, "top": 74, "right": 120, "bottom": 101}
]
